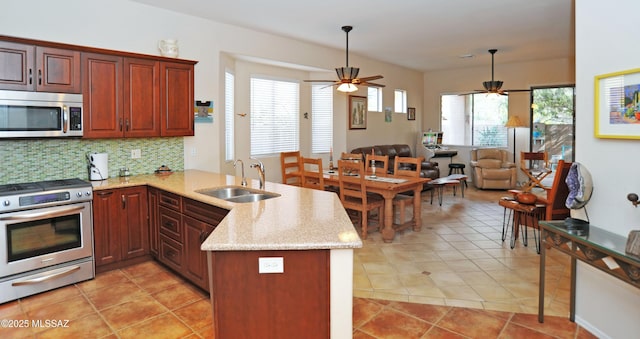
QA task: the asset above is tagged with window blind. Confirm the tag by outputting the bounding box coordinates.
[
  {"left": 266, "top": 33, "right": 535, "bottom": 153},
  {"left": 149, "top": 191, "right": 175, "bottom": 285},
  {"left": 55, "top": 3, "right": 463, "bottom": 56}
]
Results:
[
  {"left": 224, "top": 71, "right": 235, "bottom": 161},
  {"left": 250, "top": 77, "right": 299, "bottom": 156},
  {"left": 312, "top": 84, "right": 333, "bottom": 153}
]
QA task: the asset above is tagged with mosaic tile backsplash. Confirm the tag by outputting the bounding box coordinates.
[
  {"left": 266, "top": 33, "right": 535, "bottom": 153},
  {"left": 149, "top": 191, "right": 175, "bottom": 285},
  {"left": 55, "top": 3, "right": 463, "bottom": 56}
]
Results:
[{"left": 0, "top": 138, "right": 184, "bottom": 185}]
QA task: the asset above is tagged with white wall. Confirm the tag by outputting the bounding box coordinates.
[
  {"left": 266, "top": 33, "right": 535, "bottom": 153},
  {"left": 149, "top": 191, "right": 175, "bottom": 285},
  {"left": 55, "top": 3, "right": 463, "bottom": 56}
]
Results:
[
  {"left": 574, "top": 1, "right": 640, "bottom": 337},
  {"left": 0, "top": 0, "right": 424, "bottom": 182}
]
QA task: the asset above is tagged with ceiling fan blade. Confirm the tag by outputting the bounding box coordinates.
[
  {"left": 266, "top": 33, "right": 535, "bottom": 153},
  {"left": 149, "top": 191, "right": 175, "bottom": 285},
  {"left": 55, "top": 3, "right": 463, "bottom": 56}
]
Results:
[
  {"left": 361, "top": 82, "right": 385, "bottom": 88},
  {"left": 304, "top": 79, "right": 337, "bottom": 83},
  {"left": 458, "top": 90, "right": 487, "bottom": 96},
  {"left": 502, "top": 89, "right": 531, "bottom": 92},
  {"left": 357, "top": 75, "right": 383, "bottom": 82}
]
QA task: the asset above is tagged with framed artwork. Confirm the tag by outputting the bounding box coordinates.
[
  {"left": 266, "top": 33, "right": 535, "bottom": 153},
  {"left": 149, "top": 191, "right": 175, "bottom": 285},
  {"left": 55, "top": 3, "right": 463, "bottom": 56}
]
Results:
[
  {"left": 407, "top": 107, "right": 416, "bottom": 120},
  {"left": 594, "top": 68, "right": 640, "bottom": 139},
  {"left": 349, "top": 95, "right": 367, "bottom": 129},
  {"left": 194, "top": 100, "right": 214, "bottom": 123}
]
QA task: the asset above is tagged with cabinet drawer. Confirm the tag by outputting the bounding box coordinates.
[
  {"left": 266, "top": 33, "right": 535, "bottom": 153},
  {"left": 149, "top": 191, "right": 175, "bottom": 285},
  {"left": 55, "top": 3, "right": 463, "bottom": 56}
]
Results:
[
  {"left": 159, "top": 234, "right": 183, "bottom": 271},
  {"left": 183, "top": 198, "right": 229, "bottom": 226},
  {"left": 159, "top": 190, "right": 182, "bottom": 211},
  {"left": 159, "top": 206, "right": 182, "bottom": 242}
]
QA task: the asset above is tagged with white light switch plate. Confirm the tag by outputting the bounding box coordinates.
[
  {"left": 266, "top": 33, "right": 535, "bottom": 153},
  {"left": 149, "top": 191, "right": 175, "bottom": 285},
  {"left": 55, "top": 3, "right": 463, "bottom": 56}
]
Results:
[{"left": 258, "top": 257, "right": 283, "bottom": 274}]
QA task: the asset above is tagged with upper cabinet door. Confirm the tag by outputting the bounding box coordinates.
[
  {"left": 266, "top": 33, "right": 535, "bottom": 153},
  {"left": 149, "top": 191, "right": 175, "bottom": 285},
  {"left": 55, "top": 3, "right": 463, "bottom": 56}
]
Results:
[
  {"left": 82, "top": 53, "right": 124, "bottom": 138},
  {"left": 124, "top": 58, "right": 160, "bottom": 137},
  {"left": 0, "top": 41, "right": 34, "bottom": 91},
  {"left": 160, "top": 62, "right": 194, "bottom": 136},
  {"left": 36, "top": 47, "right": 81, "bottom": 93},
  {"left": 0, "top": 41, "right": 80, "bottom": 93}
]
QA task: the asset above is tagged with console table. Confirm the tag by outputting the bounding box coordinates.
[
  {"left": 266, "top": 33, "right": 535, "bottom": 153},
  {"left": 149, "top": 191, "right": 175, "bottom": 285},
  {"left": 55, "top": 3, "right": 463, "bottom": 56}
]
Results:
[{"left": 538, "top": 221, "right": 640, "bottom": 323}]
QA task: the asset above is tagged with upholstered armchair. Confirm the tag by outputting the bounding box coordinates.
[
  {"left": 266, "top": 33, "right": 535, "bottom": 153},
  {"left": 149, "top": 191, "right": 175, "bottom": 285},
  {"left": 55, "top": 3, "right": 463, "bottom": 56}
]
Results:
[{"left": 469, "top": 148, "right": 517, "bottom": 190}]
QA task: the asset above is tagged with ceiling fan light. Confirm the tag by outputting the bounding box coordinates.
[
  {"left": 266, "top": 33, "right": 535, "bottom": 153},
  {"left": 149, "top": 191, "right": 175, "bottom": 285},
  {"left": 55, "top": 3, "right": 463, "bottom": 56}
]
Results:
[
  {"left": 483, "top": 80, "right": 503, "bottom": 92},
  {"left": 336, "top": 67, "right": 360, "bottom": 80},
  {"left": 337, "top": 83, "right": 358, "bottom": 92}
]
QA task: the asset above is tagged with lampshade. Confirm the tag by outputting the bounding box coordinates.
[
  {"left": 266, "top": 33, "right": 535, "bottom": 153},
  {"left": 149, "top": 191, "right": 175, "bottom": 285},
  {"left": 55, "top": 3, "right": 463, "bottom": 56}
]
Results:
[
  {"left": 504, "top": 116, "right": 526, "bottom": 128},
  {"left": 337, "top": 83, "right": 358, "bottom": 93}
]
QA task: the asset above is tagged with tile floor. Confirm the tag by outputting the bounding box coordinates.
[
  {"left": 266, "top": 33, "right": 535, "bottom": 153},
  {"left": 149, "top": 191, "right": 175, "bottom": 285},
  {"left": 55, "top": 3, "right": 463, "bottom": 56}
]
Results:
[{"left": 0, "top": 187, "right": 596, "bottom": 338}]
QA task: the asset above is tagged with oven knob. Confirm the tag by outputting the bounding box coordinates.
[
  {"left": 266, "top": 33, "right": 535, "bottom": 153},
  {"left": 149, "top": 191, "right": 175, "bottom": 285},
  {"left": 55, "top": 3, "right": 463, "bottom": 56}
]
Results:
[
  {"left": 76, "top": 192, "right": 83, "bottom": 198},
  {"left": 3, "top": 200, "right": 9, "bottom": 207},
  {"left": 86, "top": 191, "right": 91, "bottom": 197}
]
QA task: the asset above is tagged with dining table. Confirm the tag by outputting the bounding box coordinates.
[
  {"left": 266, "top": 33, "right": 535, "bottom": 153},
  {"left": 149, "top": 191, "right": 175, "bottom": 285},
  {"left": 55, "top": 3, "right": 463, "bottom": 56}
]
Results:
[{"left": 323, "top": 170, "right": 430, "bottom": 243}]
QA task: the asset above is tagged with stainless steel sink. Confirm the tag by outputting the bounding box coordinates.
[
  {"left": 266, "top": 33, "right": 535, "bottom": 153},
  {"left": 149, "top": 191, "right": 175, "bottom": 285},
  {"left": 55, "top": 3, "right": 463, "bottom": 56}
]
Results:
[
  {"left": 224, "top": 193, "right": 279, "bottom": 203},
  {"left": 195, "top": 185, "right": 280, "bottom": 203}
]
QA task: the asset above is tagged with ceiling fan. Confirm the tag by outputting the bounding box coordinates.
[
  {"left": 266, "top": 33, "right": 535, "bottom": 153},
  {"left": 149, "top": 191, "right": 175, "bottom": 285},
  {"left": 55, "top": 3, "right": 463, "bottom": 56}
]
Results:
[
  {"left": 304, "top": 25, "right": 384, "bottom": 92},
  {"left": 463, "top": 49, "right": 530, "bottom": 96}
]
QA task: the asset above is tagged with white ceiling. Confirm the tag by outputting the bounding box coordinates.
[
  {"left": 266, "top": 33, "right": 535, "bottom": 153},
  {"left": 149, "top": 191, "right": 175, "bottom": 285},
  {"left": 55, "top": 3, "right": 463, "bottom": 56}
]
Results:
[{"left": 131, "top": 0, "right": 574, "bottom": 72}]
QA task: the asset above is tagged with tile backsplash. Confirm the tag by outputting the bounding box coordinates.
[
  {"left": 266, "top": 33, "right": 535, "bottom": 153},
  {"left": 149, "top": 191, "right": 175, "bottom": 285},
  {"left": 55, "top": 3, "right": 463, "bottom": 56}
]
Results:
[{"left": 0, "top": 138, "right": 184, "bottom": 184}]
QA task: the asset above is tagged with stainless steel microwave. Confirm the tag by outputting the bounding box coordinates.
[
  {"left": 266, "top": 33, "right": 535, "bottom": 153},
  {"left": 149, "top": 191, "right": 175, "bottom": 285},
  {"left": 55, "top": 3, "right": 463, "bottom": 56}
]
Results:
[{"left": 0, "top": 90, "right": 83, "bottom": 138}]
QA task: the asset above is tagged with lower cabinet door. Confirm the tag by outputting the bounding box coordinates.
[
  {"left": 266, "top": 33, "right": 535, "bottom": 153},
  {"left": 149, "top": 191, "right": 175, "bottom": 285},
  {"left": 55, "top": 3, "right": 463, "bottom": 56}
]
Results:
[{"left": 183, "top": 215, "right": 213, "bottom": 291}]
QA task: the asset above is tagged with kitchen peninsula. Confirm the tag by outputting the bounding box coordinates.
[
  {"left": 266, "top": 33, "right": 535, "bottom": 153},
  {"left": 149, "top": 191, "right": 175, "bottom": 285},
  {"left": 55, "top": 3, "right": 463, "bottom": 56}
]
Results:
[{"left": 91, "top": 169, "right": 361, "bottom": 338}]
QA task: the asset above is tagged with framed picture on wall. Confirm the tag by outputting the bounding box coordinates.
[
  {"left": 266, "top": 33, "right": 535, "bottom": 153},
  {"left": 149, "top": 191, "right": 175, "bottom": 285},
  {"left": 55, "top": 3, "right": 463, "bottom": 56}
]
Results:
[
  {"left": 349, "top": 95, "right": 367, "bottom": 129},
  {"left": 407, "top": 107, "right": 416, "bottom": 120},
  {"left": 595, "top": 67, "right": 640, "bottom": 139}
]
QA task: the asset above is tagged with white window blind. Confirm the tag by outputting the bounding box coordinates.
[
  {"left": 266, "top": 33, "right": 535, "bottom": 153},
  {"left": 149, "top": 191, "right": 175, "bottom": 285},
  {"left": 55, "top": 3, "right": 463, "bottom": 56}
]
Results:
[
  {"left": 394, "top": 89, "right": 407, "bottom": 113},
  {"left": 312, "top": 84, "right": 333, "bottom": 153},
  {"left": 250, "top": 77, "right": 299, "bottom": 156},
  {"left": 368, "top": 87, "right": 382, "bottom": 112},
  {"left": 224, "top": 71, "right": 235, "bottom": 161}
]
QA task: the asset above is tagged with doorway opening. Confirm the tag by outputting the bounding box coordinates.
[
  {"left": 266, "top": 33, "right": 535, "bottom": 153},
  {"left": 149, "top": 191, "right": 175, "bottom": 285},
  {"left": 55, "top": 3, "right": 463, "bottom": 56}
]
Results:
[{"left": 530, "top": 86, "right": 575, "bottom": 169}]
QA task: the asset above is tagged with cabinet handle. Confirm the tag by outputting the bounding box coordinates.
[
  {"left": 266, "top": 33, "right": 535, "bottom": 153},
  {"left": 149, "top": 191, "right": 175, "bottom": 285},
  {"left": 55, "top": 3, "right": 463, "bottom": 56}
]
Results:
[
  {"left": 28, "top": 68, "right": 32, "bottom": 85},
  {"left": 125, "top": 119, "right": 130, "bottom": 131},
  {"left": 121, "top": 195, "right": 126, "bottom": 209},
  {"left": 38, "top": 69, "right": 42, "bottom": 85},
  {"left": 163, "top": 221, "right": 174, "bottom": 228},
  {"left": 119, "top": 118, "right": 123, "bottom": 131}
]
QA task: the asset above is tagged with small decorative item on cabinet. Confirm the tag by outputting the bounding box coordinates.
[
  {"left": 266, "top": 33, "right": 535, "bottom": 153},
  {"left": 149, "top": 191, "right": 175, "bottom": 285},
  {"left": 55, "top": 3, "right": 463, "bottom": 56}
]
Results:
[
  {"left": 155, "top": 165, "right": 173, "bottom": 176},
  {"left": 158, "top": 39, "right": 179, "bottom": 58},
  {"left": 516, "top": 192, "right": 537, "bottom": 204}
]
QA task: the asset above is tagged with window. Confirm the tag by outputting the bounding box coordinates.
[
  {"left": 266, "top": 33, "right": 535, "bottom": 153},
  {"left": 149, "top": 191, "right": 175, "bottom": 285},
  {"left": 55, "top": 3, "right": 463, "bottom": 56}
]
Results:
[
  {"left": 224, "top": 71, "right": 235, "bottom": 161},
  {"left": 441, "top": 94, "right": 508, "bottom": 146},
  {"left": 394, "top": 89, "right": 407, "bottom": 113},
  {"left": 250, "top": 77, "right": 299, "bottom": 156},
  {"left": 312, "top": 84, "right": 333, "bottom": 153},
  {"left": 367, "top": 87, "right": 382, "bottom": 112}
]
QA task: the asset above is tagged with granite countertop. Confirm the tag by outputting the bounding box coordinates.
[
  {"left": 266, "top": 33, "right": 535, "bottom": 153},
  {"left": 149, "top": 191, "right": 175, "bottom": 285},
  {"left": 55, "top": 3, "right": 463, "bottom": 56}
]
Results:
[{"left": 91, "top": 169, "right": 362, "bottom": 251}]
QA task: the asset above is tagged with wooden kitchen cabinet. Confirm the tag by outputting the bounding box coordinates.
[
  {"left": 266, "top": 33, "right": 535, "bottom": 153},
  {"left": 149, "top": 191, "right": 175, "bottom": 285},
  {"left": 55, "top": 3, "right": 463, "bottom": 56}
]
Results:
[
  {"left": 152, "top": 189, "right": 228, "bottom": 291},
  {"left": 83, "top": 54, "right": 192, "bottom": 138},
  {"left": 93, "top": 186, "right": 149, "bottom": 272},
  {"left": 82, "top": 53, "right": 123, "bottom": 138},
  {"left": 0, "top": 41, "right": 81, "bottom": 93},
  {"left": 147, "top": 187, "right": 159, "bottom": 257},
  {"left": 160, "top": 61, "right": 194, "bottom": 136}
]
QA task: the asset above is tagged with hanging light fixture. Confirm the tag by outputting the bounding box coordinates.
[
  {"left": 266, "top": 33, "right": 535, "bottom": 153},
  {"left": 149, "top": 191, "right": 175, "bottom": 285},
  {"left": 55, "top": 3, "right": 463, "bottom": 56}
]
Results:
[{"left": 337, "top": 83, "right": 358, "bottom": 92}]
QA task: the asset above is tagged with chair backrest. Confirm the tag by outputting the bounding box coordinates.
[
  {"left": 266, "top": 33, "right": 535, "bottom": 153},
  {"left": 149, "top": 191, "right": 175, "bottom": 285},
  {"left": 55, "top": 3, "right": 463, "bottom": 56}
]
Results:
[
  {"left": 545, "top": 160, "right": 572, "bottom": 220},
  {"left": 520, "top": 151, "right": 549, "bottom": 171},
  {"left": 365, "top": 154, "right": 389, "bottom": 175},
  {"left": 280, "top": 151, "right": 302, "bottom": 186},
  {"left": 337, "top": 159, "right": 368, "bottom": 209},
  {"left": 300, "top": 157, "right": 325, "bottom": 190},
  {"left": 340, "top": 152, "right": 363, "bottom": 161},
  {"left": 393, "top": 156, "right": 423, "bottom": 178}
]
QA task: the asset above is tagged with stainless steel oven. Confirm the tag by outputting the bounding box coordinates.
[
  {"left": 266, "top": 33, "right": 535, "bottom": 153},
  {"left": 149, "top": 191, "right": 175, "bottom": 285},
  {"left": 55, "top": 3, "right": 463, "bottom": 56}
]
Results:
[{"left": 0, "top": 178, "right": 94, "bottom": 303}]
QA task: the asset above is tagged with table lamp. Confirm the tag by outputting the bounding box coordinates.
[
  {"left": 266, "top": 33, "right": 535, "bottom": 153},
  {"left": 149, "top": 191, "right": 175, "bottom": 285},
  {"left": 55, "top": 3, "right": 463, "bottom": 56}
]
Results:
[{"left": 504, "top": 116, "right": 527, "bottom": 162}]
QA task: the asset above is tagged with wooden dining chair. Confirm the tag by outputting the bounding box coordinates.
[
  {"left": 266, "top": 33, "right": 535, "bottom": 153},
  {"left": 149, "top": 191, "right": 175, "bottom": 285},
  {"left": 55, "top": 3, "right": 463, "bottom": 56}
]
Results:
[
  {"left": 340, "top": 152, "right": 363, "bottom": 161},
  {"left": 337, "top": 159, "right": 384, "bottom": 239},
  {"left": 543, "top": 160, "right": 572, "bottom": 220},
  {"left": 300, "top": 157, "right": 325, "bottom": 191},
  {"left": 392, "top": 156, "right": 422, "bottom": 226},
  {"left": 280, "top": 151, "right": 302, "bottom": 186},
  {"left": 365, "top": 154, "right": 389, "bottom": 176}
]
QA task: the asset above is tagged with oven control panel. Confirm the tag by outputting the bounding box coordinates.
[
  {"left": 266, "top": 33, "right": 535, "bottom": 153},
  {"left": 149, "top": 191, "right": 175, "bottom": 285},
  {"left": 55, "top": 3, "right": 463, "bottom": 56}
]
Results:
[{"left": 0, "top": 188, "right": 92, "bottom": 213}]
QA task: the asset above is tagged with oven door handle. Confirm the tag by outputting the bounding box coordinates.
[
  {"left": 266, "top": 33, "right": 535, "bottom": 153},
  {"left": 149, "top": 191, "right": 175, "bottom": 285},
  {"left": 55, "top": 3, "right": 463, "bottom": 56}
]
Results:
[
  {"left": 12, "top": 265, "right": 81, "bottom": 286},
  {"left": 0, "top": 205, "right": 85, "bottom": 222}
]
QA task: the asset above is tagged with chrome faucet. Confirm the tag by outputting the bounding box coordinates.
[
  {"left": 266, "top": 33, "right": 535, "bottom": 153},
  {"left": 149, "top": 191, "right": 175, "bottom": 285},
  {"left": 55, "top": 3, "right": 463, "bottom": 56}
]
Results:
[
  {"left": 233, "top": 159, "right": 247, "bottom": 186},
  {"left": 250, "top": 158, "right": 265, "bottom": 189}
]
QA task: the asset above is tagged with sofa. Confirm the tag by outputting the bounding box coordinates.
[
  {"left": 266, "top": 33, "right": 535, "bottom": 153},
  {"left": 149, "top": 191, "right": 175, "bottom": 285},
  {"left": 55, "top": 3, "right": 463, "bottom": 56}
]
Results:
[
  {"left": 349, "top": 144, "right": 440, "bottom": 180},
  {"left": 469, "top": 148, "right": 517, "bottom": 189}
]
